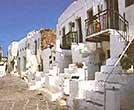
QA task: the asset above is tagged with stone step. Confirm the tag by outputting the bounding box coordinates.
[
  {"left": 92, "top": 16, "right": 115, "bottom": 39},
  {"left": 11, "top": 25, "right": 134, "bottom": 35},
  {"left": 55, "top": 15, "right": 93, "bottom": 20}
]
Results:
[
  {"left": 73, "top": 98, "right": 104, "bottom": 110},
  {"left": 45, "top": 75, "right": 59, "bottom": 86},
  {"left": 95, "top": 72, "right": 128, "bottom": 84},
  {"left": 105, "top": 83, "right": 121, "bottom": 90},
  {"left": 106, "top": 58, "right": 118, "bottom": 66},
  {"left": 95, "top": 72, "right": 108, "bottom": 81},
  {"left": 85, "top": 90, "right": 104, "bottom": 106},
  {"left": 95, "top": 81, "right": 122, "bottom": 94},
  {"left": 95, "top": 81, "right": 105, "bottom": 92},
  {"left": 100, "top": 65, "right": 122, "bottom": 73},
  {"left": 41, "top": 87, "right": 63, "bottom": 101},
  {"left": 86, "top": 99, "right": 104, "bottom": 110},
  {"left": 73, "top": 99, "right": 93, "bottom": 110}
]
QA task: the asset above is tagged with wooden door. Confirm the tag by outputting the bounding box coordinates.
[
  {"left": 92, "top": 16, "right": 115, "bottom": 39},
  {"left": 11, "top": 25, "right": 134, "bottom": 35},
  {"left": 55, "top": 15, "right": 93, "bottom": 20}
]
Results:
[
  {"left": 106, "top": 0, "right": 119, "bottom": 29},
  {"left": 76, "top": 18, "right": 83, "bottom": 43}
]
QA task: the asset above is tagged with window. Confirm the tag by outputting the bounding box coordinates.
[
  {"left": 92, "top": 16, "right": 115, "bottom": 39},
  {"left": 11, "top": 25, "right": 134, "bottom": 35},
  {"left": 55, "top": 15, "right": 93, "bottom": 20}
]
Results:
[
  {"left": 87, "top": 8, "right": 93, "bottom": 18},
  {"left": 49, "top": 60, "right": 52, "bottom": 64},
  {"left": 35, "top": 40, "right": 37, "bottom": 55},
  {"left": 49, "top": 56, "right": 52, "bottom": 59},
  {"left": 27, "top": 43, "right": 30, "bottom": 49},
  {"left": 69, "top": 22, "right": 75, "bottom": 32},
  {"left": 98, "top": 4, "right": 103, "bottom": 13},
  {"left": 125, "top": 0, "right": 134, "bottom": 7},
  {"left": 17, "top": 51, "right": 19, "bottom": 56},
  {"left": 107, "top": 49, "right": 110, "bottom": 58},
  {"left": 53, "top": 56, "right": 56, "bottom": 61},
  {"left": 59, "top": 31, "right": 61, "bottom": 35},
  {"left": 23, "top": 57, "right": 26, "bottom": 71},
  {"left": 38, "top": 38, "right": 40, "bottom": 49},
  {"left": 62, "top": 27, "right": 65, "bottom": 36}
]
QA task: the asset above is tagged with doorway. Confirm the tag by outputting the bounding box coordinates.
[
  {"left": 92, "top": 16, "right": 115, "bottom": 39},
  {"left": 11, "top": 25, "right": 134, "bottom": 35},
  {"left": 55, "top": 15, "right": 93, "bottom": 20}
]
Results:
[
  {"left": 23, "top": 57, "right": 26, "bottom": 72},
  {"left": 62, "top": 27, "right": 66, "bottom": 47},
  {"left": 106, "top": 0, "right": 119, "bottom": 29},
  {"left": 35, "top": 40, "right": 37, "bottom": 55},
  {"left": 18, "top": 57, "right": 21, "bottom": 74},
  {"left": 76, "top": 17, "right": 83, "bottom": 43},
  {"left": 38, "top": 58, "right": 43, "bottom": 71},
  {"left": 106, "top": 0, "right": 119, "bottom": 11}
]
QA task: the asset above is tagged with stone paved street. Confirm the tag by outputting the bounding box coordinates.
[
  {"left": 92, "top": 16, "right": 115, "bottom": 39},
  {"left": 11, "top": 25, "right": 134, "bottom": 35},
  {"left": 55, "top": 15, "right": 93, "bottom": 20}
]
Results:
[{"left": 0, "top": 74, "right": 66, "bottom": 110}]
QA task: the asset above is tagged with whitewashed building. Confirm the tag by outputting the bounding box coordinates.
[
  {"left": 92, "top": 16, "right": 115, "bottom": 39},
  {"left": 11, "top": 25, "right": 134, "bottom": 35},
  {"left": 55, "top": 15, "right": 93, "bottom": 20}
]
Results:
[
  {"left": 56, "top": 0, "right": 134, "bottom": 110},
  {"left": 8, "top": 41, "right": 19, "bottom": 73},
  {"left": 57, "top": 0, "right": 127, "bottom": 76},
  {"left": 8, "top": 29, "right": 56, "bottom": 77},
  {"left": 17, "top": 31, "right": 42, "bottom": 74},
  {"left": 0, "top": 45, "right": 6, "bottom": 77},
  {"left": 56, "top": 0, "right": 131, "bottom": 78}
]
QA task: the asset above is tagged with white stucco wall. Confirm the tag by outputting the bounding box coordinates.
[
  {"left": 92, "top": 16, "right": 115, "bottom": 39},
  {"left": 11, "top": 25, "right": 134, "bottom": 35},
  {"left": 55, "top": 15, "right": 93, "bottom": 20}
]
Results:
[
  {"left": 16, "top": 29, "right": 57, "bottom": 74},
  {"left": 56, "top": 0, "right": 107, "bottom": 72},
  {"left": 18, "top": 38, "right": 27, "bottom": 72},
  {"left": 119, "top": 0, "right": 125, "bottom": 15},
  {"left": 8, "top": 41, "right": 19, "bottom": 72},
  {"left": 56, "top": 0, "right": 126, "bottom": 73},
  {"left": 57, "top": 0, "right": 107, "bottom": 44},
  {"left": 57, "top": 0, "right": 127, "bottom": 46},
  {"left": 110, "top": 30, "right": 126, "bottom": 58},
  {"left": 41, "top": 47, "right": 56, "bottom": 73},
  {"left": 8, "top": 42, "right": 18, "bottom": 62},
  {"left": 126, "top": 4, "right": 134, "bottom": 38},
  {"left": 17, "top": 31, "right": 41, "bottom": 73}
]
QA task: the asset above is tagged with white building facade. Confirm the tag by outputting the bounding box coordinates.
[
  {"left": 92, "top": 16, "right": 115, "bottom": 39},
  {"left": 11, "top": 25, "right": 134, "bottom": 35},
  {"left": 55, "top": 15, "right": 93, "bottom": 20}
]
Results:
[
  {"left": 17, "top": 31, "right": 42, "bottom": 74},
  {"left": 8, "top": 29, "right": 56, "bottom": 76},
  {"left": 56, "top": 0, "right": 134, "bottom": 110},
  {"left": 8, "top": 41, "right": 19, "bottom": 73},
  {"left": 56, "top": 0, "right": 131, "bottom": 78}
]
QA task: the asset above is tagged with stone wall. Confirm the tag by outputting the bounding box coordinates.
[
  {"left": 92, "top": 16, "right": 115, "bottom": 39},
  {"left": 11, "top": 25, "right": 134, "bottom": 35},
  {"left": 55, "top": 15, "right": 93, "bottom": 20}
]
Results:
[{"left": 40, "top": 29, "right": 56, "bottom": 49}]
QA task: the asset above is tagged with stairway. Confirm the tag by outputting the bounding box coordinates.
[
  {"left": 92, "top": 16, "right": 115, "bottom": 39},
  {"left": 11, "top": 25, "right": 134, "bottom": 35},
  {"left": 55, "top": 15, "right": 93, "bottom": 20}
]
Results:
[
  {"left": 71, "top": 31, "right": 134, "bottom": 110},
  {"left": 84, "top": 34, "right": 134, "bottom": 110}
]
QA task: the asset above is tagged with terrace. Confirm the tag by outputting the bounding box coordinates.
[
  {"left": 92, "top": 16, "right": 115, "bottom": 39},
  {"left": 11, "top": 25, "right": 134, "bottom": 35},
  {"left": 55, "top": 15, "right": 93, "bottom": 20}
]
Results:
[
  {"left": 61, "top": 31, "right": 78, "bottom": 49},
  {"left": 85, "top": 9, "right": 129, "bottom": 42}
]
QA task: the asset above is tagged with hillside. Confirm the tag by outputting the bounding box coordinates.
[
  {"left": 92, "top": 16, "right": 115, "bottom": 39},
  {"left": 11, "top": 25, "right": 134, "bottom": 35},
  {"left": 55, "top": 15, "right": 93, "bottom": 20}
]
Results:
[{"left": 40, "top": 29, "right": 56, "bottom": 50}]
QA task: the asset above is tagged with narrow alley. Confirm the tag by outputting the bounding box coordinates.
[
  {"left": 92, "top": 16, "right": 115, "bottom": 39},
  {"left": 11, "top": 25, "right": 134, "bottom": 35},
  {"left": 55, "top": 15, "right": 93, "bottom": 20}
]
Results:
[{"left": 0, "top": 74, "right": 66, "bottom": 110}]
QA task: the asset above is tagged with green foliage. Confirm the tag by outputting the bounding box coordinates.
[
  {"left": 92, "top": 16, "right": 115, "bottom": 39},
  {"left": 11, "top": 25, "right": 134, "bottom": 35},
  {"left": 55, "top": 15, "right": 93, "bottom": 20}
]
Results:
[{"left": 120, "top": 54, "right": 134, "bottom": 70}]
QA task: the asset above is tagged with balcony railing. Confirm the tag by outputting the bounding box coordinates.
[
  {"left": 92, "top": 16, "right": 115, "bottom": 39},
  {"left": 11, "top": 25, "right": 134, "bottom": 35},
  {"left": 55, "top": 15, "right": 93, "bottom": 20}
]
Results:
[
  {"left": 85, "top": 9, "right": 129, "bottom": 37},
  {"left": 61, "top": 31, "right": 78, "bottom": 49}
]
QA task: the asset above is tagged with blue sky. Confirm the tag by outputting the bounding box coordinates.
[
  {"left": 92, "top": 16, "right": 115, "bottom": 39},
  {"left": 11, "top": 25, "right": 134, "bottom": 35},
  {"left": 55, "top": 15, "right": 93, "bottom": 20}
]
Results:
[{"left": 0, "top": 0, "right": 73, "bottom": 56}]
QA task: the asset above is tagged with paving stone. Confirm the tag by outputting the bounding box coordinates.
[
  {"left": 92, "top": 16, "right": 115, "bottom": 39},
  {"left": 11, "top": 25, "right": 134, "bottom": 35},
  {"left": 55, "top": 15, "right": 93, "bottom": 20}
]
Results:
[
  {"left": 0, "top": 105, "right": 5, "bottom": 110},
  {"left": 25, "top": 105, "right": 37, "bottom": 110},
  {"left": 3, "top": 102, "right": 13, "bottom": 110},
  {"left": 0, "top": 75, "right": 63, "bottom": 110},
  {"left": 13, "top": 100, "right": 26, "bottom": 108},
  {"left": 27, "top": 98, "right": 38, "bottom": 106},
  {"left": 39, "top": 101, "right": 48, "bottom": 110}
]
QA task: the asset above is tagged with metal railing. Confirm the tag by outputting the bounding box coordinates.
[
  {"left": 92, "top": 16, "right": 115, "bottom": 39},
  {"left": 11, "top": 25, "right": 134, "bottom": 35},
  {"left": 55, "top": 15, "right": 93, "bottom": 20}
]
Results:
[
  {"left": 103, "top": 36, "right": 134, "bottom": 110},
  {"left": 61, "top": 31, "right": 78, "bottom": 49},
  {"left": 85, "top": 9, "right": 129, "bottom": 37}
]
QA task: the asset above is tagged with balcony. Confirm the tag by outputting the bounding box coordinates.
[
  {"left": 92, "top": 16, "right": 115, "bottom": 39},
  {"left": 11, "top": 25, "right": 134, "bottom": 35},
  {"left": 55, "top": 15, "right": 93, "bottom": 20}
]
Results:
[
  {"left": 60, "top": 31, "right": 78, "bottom": 49},
  {"left": 85, "top": 9, "right": 129, "bottom": 42}
]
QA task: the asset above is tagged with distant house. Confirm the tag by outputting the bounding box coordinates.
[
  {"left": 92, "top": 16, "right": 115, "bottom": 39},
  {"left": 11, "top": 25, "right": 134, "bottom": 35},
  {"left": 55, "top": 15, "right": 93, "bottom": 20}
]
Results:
[
  {"left": 8, "top": 29, "right": 56, "bottom": 75},
  {"left": 8, "top": 41, "right": 18, "bottom": 73}
]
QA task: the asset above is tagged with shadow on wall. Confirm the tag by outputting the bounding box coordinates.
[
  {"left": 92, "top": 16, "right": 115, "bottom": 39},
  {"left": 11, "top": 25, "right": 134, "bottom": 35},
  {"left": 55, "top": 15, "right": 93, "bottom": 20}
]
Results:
[{"left": 120, "top": 74, "right": 134, "bottom": 110}]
